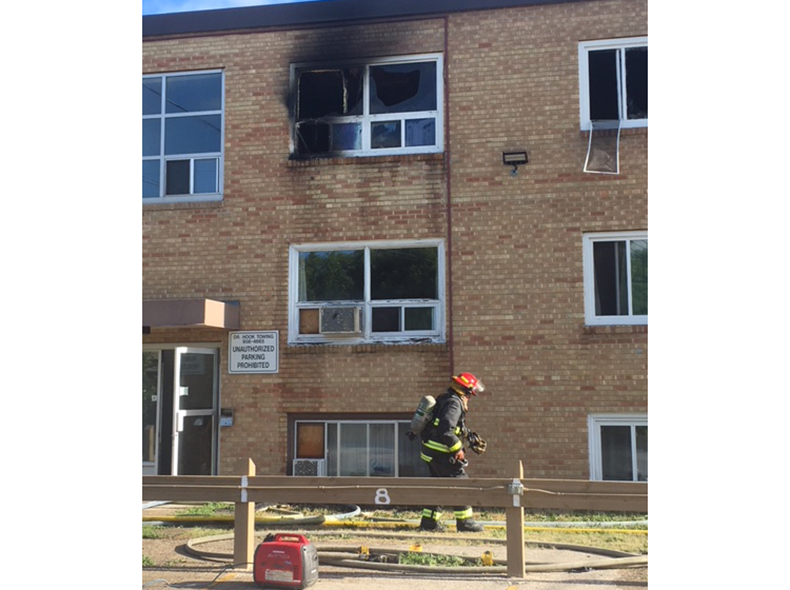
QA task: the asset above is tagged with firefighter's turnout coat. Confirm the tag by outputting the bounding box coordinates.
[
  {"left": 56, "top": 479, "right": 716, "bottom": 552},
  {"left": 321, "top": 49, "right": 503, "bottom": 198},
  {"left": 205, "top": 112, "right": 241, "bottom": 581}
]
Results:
[{"left": 420, "top": 389, "right": 467, "bottom": 473}]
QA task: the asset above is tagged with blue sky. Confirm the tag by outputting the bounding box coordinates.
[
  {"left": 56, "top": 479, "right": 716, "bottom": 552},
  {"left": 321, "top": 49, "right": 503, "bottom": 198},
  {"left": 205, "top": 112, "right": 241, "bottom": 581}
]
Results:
[{"left": 143, "top": 0, "right": 330, "bottom": 16}]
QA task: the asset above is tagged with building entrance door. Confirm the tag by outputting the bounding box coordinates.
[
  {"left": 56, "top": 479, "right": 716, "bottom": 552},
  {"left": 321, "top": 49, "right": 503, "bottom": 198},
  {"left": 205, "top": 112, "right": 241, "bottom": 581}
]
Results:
[{"left": 143, "top": 347, "right": 219, "bottom": 475}]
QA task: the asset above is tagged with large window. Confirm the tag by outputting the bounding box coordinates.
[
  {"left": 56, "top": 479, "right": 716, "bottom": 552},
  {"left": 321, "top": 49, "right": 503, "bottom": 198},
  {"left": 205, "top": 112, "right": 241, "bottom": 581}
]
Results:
[
  {"left": 578, "top": 38, "right": 647, "bottom": 130},
  {"left": 583, "top": 232, "right": 647, "bottom": 326},
  {"left": 589, "top": 415, "right": 647, "bottom": 482},
  {"left": 143, "top": 70, "right": 224, "bottom": 202},
  {"left": 289, "top": 240, "right": 445, "bottom": 344},
  {"left": 293, "top": 420, "right": 429, "bottom": 477},
  {"left": 290, "top": 54, "right": 443, "bottom": 157}
]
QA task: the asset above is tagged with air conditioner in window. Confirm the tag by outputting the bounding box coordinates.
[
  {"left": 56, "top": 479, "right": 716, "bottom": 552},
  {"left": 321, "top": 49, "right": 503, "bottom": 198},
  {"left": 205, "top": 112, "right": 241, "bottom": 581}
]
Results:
[
  {"left": 292, "top": 458, "right": 326, "bottom": 477},
  {"left": 319, "top": 306, "right": 362, "bottom": 334}
]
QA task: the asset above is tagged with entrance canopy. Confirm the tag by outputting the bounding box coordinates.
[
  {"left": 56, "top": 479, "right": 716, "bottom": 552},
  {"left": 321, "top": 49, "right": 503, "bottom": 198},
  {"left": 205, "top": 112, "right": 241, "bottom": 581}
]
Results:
[{"left": 143, "top": 298, "right": 239, "bottom": 331}]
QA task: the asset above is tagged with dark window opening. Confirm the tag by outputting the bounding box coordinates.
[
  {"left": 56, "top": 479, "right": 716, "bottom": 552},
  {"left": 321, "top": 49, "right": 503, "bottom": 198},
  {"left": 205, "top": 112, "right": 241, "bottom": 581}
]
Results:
[
  {"left": 297, "top": 69, "right": 363, "bottom": 119},
  {"left": 166, "top": 160, "right": 190, "bottom": 195},
  {"left": 587, "top": 46, "right": 647, "bottom": 123},
  {"left": 601, "top": 425, "right": 633, "bottom": 481},
  {"left": 625, "top": 47, "right": 648, "bottom": 119},
  {"left": 370, "top": 62, "right": 436, "bottom": 113},
  {"left": 296, "top": 122, "right": 331, "bottom": 154},
  {"left": 372, "top": 307, "right": 400, "bottom": 332},
  {"left": 588, "top": 49, "right": 620, "bottom": 121}
]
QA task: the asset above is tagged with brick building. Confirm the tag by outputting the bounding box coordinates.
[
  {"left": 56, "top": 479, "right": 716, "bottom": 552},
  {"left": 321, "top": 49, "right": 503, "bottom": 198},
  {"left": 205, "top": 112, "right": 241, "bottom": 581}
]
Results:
[{"left": 142, "top": 0, "right": 647, "bottom": 483}]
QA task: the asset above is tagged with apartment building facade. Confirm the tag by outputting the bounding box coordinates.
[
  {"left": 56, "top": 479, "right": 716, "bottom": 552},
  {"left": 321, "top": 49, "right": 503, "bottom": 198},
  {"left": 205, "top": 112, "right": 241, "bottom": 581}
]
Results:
[{"left": 142, "top": 0, "right": 648, "bottom": 483}]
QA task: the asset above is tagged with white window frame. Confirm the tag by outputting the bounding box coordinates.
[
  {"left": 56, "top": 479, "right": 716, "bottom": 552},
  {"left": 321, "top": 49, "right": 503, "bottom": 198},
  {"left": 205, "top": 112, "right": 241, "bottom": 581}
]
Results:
[
  {"left": 588, "top": 414, "right": 647, "bottom": 482},
  {"left": 289, "top": 53, "right": 444, "bottom": 157},
  {"left": 578, "top": 37, "right": 647, "bottom": 131},
  {"left": 143, "top": 70, "right": 225, "bottom": 203},
  {"left": 582, "top": 231, "right": 647, "bottom": 326},
  {"left": 294, "top": 419, "right": 428, "bottom": 477},
  {"left": 288, "top": 239, "right": 446, "bottom": 345}
]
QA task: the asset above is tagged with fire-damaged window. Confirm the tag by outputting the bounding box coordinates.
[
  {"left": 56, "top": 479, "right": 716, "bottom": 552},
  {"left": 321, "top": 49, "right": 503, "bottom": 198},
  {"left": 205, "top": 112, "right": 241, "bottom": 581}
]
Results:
[
  {"left": 291, "top": 54, "right": 443, "bottom": 157},
  {"left": 288, "top": 240, "right": 445, "bottom": 344},
  {"left": 578, "top": 38, "right": 647, "bottom": 130}
]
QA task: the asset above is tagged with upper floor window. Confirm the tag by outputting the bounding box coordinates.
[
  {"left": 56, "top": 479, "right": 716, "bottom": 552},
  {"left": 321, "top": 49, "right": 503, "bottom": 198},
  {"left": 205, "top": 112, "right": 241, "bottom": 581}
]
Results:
[
  {"left": 288, "top": 240, "right": 445, "bottom": 344},
  {"left": 578, "top": 38, "right": 647, "bottom": 131},
  {"left": 290, "top": 54, "right": 443, "bottom": 158},
  {"left": 143, "top": 71, "right": 224, "bottom": 202},
  {"left": 583, "top": 232, "right": 647, "bottom": 326}
]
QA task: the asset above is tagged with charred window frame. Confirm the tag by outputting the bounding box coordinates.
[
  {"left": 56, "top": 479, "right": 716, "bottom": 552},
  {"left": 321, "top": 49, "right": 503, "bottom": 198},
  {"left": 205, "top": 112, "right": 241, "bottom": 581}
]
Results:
[
  {"left": 582, "top": 231, "right": 647, "bottom": 326},
  {"left": 288, "top": 239, "right": 446, "bottom": 345},
  {"left": 578, "top": 38, "right": 647, "bottom": 131},
  {"left": 290, "top": 54, "right": 443, "bottom": 158},
  {"left": 143, "top": 70, "right": 224, "bottom": 203}
]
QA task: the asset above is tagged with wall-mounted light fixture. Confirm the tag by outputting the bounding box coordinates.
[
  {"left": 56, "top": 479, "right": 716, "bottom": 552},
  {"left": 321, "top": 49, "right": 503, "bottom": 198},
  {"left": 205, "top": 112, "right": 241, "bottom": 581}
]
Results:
[{"left": 502, "top": 151, "right": 528, "bottom": 176}]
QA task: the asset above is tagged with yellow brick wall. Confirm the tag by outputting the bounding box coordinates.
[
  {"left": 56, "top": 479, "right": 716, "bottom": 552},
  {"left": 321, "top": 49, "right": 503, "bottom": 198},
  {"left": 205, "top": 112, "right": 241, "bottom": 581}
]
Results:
[{"left": 143, "top": 0, "right": 647, "bottom": 479}]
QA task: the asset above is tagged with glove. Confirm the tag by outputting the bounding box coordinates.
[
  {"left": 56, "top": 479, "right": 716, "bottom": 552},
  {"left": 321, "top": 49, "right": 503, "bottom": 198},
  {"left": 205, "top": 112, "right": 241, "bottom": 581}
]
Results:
[
  {"left": 451, "top": 449, "right": 466, "bottom": 464},
  {"left": 467, "top": 431, "right": 487, "bottom": 454}
]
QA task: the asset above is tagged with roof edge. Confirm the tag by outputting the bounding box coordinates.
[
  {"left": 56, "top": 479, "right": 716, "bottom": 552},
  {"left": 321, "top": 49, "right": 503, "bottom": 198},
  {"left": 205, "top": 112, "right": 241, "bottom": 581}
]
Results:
[{"left": 143, "top": 0, "right": 594, "bottom": 38}]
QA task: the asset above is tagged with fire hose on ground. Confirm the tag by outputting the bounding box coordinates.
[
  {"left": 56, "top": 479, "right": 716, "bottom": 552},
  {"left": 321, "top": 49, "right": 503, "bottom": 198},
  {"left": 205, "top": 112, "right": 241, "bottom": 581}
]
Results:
[
  {"left": 144, "top": 503, "right": 647, "bottom": 574},
  {"left": 182, "top": 530, "right": 646, "bottom": 574}
]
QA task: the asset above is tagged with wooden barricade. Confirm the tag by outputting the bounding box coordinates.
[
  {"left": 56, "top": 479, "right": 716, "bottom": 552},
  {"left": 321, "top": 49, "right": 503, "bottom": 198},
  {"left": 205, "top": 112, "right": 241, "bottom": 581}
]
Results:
[{"left": 143, "top": 460, "right": 647, "bottom": 578}]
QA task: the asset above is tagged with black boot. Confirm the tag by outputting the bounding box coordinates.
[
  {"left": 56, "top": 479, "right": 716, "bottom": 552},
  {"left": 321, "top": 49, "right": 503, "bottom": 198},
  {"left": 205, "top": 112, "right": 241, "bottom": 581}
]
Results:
[
  {"left": 419, "top": 517, "right": 446, "bottom": 532},
  {"left": 456, "top": 518, "right": 484, "bottom": 532}
]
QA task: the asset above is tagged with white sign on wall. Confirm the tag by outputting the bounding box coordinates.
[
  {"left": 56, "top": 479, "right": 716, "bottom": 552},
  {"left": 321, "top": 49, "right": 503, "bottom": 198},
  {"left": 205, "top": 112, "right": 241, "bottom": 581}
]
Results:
[{"left": 229, "top": 331, "right": 279, "bottom": 374}]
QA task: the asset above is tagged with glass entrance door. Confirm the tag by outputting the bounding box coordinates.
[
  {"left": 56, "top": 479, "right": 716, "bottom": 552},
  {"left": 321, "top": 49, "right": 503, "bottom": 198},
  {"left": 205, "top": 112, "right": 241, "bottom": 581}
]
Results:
[
  {"left": 143, "top": 347, "right": 219, "bottom": 476},
  {"left": 172, "top": 347, "right": 218, "bottom": 475}
]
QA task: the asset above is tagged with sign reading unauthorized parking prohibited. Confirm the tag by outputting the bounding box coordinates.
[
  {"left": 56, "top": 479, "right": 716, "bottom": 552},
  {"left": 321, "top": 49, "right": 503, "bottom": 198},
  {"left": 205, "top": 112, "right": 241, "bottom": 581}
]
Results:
[{"left": 229, "top": 331, "right": 279, "bottom": 374}]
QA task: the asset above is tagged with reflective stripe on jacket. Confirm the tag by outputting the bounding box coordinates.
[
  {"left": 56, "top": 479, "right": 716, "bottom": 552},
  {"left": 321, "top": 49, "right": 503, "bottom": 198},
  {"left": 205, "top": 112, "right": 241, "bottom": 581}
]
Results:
[{"left": 420, "top": 390, "right": 465, "bottom": 458}]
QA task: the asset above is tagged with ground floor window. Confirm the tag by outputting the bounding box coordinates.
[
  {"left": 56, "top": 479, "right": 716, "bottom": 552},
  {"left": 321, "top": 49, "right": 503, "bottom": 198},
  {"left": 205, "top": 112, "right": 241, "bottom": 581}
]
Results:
[
  {"left": 293, "top": 419, "right": 429, "bottom": 477},
  {"left": 588, "top": 414, "right": 647, "bottom": 481}
]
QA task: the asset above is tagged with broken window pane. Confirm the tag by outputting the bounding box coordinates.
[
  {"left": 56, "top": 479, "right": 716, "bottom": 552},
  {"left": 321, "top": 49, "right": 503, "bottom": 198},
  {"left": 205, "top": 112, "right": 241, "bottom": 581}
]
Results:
[
  {"left": 405, "top": 118, "right": 435, "bottom": 147},
  {"left": 332, "top": 123, "right": 362, "bottom": 151},
  {"left": 625, "top": 47, "right": 648, "bottom": 120},
  {"left": 296, "top": 122, "right": 331, "bottom": 154},
  {"left": 370, "top": 62, "right": 436, "bottom": 114},
  {"left": 292, "top": 58, "right": 441, "bottom": 156},
  {"left": 588, "top": 49, "right": 620, "bottom": 121},
  {"left": 370, "top": 248, "right": 438, "bottom": 300},
  {"left": 371, "top": 121, "right": 401, "bottom": 149},
  {"left": 297, "top": 69, "right": 363, "bottom": 119}
]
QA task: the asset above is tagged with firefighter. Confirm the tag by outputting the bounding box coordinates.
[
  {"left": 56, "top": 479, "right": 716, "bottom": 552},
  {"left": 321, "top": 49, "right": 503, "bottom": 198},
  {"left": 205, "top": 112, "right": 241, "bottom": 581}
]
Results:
[{"left": 419, "top": 372, "right": 487, "bottom": 532}]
